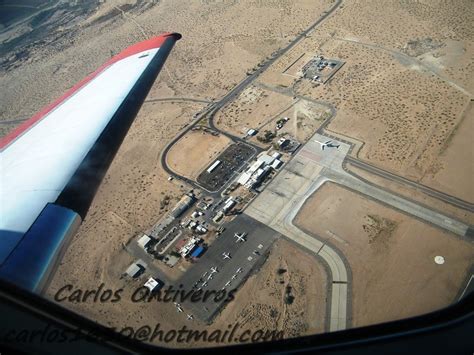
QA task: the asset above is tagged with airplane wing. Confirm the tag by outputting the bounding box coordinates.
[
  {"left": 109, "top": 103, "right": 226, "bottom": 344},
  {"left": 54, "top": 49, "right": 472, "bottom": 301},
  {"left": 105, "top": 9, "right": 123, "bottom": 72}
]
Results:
[{"left": 0, "top": 32, "right": 181, "bottom": 293}]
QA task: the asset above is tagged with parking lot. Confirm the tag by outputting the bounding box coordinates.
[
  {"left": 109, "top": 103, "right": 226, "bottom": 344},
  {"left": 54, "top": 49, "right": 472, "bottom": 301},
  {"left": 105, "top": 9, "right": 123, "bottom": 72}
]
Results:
[{"left": 197, "top": 143, "right": 255, "bottom": 192}]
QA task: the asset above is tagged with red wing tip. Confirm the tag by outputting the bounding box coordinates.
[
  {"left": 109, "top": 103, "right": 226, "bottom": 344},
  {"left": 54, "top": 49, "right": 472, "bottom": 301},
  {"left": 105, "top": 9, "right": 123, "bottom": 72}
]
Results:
[
  {"left": 0, "top": 32, "right": 181, "bottom": 150},
  {"left": 113, "top": 32, "right": 181, "bottom": 62}
]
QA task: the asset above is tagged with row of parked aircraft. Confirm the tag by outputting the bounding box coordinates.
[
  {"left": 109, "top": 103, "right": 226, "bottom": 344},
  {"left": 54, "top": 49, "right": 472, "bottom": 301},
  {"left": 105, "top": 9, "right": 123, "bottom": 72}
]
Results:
[
  {"left": 173, "top": 302, "right": 194, "bottom": 320},
  {"left": 221, "top": 232, "right": 247, "bottom": 259}
]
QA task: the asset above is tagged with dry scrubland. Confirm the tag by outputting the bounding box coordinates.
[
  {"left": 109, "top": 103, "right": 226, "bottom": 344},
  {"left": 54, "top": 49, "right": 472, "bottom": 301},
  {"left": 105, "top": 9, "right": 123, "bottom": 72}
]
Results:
[
  {"left": 294, "top": 182, "right": 474, "bottom": 328},
  {"left": 212, "top": 238, "right": 328, "bottom": 342},
  {"left": 215, "top": 84, "right": 331, "bottom": 143},
  {"left": 0, "top": 0, "right": 333, "bottom": 347},
  {"left": 46, "top": 231, "right": 327, "bottom": 348},
  {"left": 0, "top": 0, "right": 331, "bottom": 130},
  {"left": 166, "top": 130, "right": 231, "bottom": 179},
  {"left": 3, "top": 0, "right": 473, "bottom": 345},
  {"left": 258, "top": 0, "right": 474, "bottom": 201}
]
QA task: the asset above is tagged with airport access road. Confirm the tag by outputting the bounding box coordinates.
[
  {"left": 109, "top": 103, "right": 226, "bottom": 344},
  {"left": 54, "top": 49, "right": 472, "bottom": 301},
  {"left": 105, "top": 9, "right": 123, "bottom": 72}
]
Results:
[{"left": 160, "top": 0, "right": 343, "bottom": 193}]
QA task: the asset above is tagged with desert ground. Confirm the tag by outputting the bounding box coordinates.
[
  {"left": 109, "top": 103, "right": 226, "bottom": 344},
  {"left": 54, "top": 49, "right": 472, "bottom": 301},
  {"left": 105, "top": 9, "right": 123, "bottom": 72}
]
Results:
[
  {"left": 2, "top": 0, "right": 473, "bottom": 348},
  {"left": 166, "top": 129, "right": 231, "bottom": 179},
  {"left": 0, "top": 0, "right": 334, "bottom": 348},
  {"left": 0, "top": 0, "right": 331, "bottom": 130},
  {"left": 213, "top": 238, "right": 328, "bottom": 340},
  {"left": 256, "top": 0, "right": 474, "bottom": 199},
  {"left": 420, "top": 100, "right": 474, "bottom": 202},
  {"left": 294, "top": 182, "right": 474, "bottom": 328},
  {"left": 346, "top": 162, "right": 474, "bottom": 226},
  {"left": 215, "top": 84, "right": 332, "bottom": 144},
  {"left": 46, "top": 230, "right": 327, "bottom": 348}
]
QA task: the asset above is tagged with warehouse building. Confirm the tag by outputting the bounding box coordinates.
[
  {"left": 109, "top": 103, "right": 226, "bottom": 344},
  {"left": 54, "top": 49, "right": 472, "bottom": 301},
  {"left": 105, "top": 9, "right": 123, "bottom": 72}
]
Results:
[{"left": 170, "top": 193, "right": 195, "bottom": 219}]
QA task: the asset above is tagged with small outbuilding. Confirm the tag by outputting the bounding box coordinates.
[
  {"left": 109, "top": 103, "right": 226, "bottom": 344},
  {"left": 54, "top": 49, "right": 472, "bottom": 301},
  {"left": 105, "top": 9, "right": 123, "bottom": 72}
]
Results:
[
  {"left": 137, "top": 234, "right": 152, "bottom": 249},
  {"left": 247, "top": 128, "right": 258, "bottom": 136},
  {"left": 125, "top": 262, "right": 144, "bottom": 278},
  {"left": 144, "top": 277, "right": 163, "bottom": 293},
  {"left": 190, "top": 246, "right": 205, "bottom": 258}
]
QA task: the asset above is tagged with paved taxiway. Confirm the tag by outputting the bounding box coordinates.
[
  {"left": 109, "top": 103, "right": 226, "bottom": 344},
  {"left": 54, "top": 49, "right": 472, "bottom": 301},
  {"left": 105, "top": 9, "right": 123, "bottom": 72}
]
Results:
[{"left": 245, "top": 132, "right": 471, "bottom": 332}]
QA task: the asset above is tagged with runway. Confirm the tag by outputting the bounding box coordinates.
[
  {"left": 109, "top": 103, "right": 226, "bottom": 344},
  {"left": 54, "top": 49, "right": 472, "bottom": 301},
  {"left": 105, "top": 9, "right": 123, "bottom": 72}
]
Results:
[{"left": 244, "top": 132, "right": 472, "bottom": 332}]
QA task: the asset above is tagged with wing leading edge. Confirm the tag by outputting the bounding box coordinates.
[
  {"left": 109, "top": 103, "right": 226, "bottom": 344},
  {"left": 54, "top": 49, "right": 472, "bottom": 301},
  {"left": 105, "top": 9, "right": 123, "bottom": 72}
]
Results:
[{"left": 0, "top": 32, "right": 181, "bottom": 292}]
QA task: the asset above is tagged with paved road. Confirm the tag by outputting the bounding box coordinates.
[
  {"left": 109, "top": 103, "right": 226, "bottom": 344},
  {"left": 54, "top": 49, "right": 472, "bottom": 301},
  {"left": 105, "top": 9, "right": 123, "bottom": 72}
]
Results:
[
  {"left": 345, "top": 156, "right": 474, "bottom": 212},
  {"left": 206, "top": 0, "right": 343, "bottom": 132},
  {"left": 160, "top": 0, "right": 343, "bottom": 189},
  {"left": 244, "top": 158, "right": 349, "bottom": 332},
  {"left": 144, "top": 97, "right": 213, "bottom": 104},
  {"left": 244, "top": 131, "right": 472, "bottom": 331}
]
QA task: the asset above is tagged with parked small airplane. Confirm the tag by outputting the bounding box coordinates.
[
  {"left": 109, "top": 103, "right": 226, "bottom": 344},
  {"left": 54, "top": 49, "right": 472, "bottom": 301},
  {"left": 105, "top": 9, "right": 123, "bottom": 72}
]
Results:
[
  {"left": 234, "top": 232, "right": 247, "bottom": 242},
  {"left": 186, "top": 314, "right": 193, "bottom": 321},
  {"left": 222, "top": 252, "right": 231, "bottom": 260},
  {"left": 236, "top": 267, "right": 243, "bottom": 273},
  {"left": 314, "top": 139, "right": 340, "bottom": 150},
  {"left": 210, "top": 266, "right": 218, "bottom": 273}
]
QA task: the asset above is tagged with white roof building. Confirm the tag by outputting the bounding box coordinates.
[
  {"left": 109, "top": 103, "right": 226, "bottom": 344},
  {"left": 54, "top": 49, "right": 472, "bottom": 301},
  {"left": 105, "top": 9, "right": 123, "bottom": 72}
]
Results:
[
  {"left": 271, "top": 159, "right": 283, "bottom": 169},
  {"left": 125, "top": 263, "right": 142, "bottom": 278},
  {"left": 137, "top": 234, "right": 151, "bottom": 249},
  {"left": 237, "top": 171, "right": 252, "bottom": 185},
  {"left": 207, "top": 160, "right": 221, "bottom": 173},
  {"left": 222, "top": 199, "right": 236, "bottom": 213},
  {"left": 257, "top": 154, "right": 275, "bottom": 165},
  {"left": 248, "top": 160, "right": 264, "bottom": 174},
  {"left": 144, "top": 277, "right": 160, "bottom": 292}
]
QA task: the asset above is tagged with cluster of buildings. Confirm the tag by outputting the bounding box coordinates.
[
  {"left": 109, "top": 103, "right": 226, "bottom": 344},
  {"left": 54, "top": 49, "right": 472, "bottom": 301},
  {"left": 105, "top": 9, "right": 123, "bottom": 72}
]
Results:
[
  {"left": 175, "top": 236, "right": 205, "bottom": 258},
  {"left": 212, "top": 196, "right": 237, "bottom": 223},
  {"left": 170, "top": 194, "right": 195, "bottom": 219},
  {"left": 237, "top": 151, "right": 283, "bottom": 190}
]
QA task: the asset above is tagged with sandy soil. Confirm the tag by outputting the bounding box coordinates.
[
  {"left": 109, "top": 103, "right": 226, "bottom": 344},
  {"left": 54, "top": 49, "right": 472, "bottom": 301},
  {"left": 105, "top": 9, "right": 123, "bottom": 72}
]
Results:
[
  {"left": 0, "top": 0, "right": 334, "bottom": 348},
  {"left": 215, "top": 85, "right": 293, "bottom": 136},
  {"left": 294, "top": 182, "right": 474, "bottom": 328},
  {"left": 167, "top": 130, "right": 231, "bottom": 179},
  {"left": 210, "top": 237, "right": 328, "bottom": 343},
  {"left": 346, "top": 162, "right": 474, "bottom": 226},
  {"left": 3, "top": 0, "right": 472, "bottom": 347},
  {"left": 256, "top": 0, "right": 473, "bottom": 199},
  {"left": 421, "top": 100, "right": 474, "bottom": 202},
  {"left": 215, "top": 84, "right": 331, "bottom": 144},
  {"left": 0, "top": 0, "right": 331, "bottom": 131}
]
